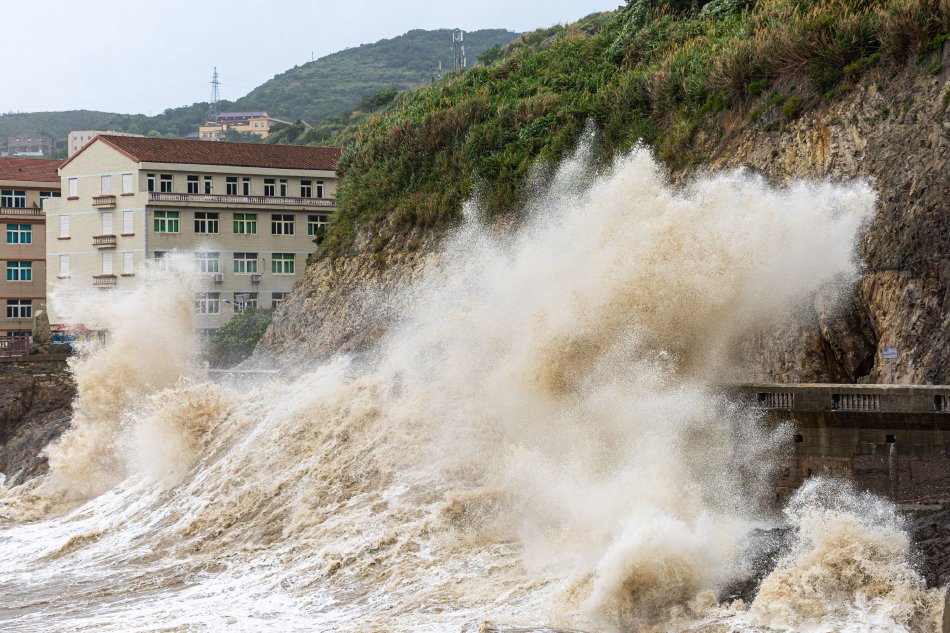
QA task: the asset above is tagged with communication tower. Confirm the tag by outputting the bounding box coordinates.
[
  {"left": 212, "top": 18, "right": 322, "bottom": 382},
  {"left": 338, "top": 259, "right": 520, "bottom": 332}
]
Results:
[
  {"left": 209, "top": 67, "right": 221, "bottom": 121},
  {"left": 453, "top": 30, "right": 466, "bottom": 71}
]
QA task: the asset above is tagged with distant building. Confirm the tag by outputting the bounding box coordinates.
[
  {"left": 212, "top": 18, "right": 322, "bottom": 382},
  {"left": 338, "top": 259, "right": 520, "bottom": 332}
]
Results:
[
  {"left": 68, "top": 130, "right": 143, "bottom": 157},
  {"left": 198, "top": 112, "right": 289, "bottom": 140},
  {"left": 0, "top": 158, "right": 62, "bottom": 336},
  {"left": 6, "top": 134, "right": 54, "bottom": 158},
  {"left": 46, "top": 135, "right": 340, "bottom": 334}
]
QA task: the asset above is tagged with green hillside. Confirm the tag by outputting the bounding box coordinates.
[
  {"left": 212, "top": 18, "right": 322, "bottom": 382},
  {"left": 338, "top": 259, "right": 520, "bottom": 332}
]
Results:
[
  {"left": 0, "top": 110, "right": 118, "bottom": 153},
  {"left": 318, "top": 0, "right": 949, "bottom": 259},
  {"left": 235, "top": 29, "right": 520, "bottom": 121}
]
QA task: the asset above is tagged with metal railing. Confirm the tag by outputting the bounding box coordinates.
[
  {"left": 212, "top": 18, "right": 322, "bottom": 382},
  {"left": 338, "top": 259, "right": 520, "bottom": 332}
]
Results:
[
  {"left": 0, "top": 336, "right": 30, "bottom": 357},
  {"left": 149, "top": 192, "right": 336, "bottom": 207}
]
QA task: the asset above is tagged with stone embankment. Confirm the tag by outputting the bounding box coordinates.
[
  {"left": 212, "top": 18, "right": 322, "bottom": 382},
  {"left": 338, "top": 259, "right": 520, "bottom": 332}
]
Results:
[{"left": 0, "top": 355, "right": 75, "bottom": 485}]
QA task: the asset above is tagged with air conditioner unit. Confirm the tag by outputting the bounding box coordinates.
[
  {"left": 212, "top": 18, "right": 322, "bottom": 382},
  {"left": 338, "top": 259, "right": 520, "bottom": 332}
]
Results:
[
  {"left": 250, "top": 273, "right": 262, "bottom": 283},
  {"left": 212, "top": 273, "right": 224, "bottom": 283}
]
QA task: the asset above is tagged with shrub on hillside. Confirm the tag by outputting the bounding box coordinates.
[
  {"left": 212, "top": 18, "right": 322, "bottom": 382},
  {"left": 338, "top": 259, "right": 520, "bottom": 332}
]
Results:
[{"left": 208, "top": 308, "right": 273, "bottom": 368}]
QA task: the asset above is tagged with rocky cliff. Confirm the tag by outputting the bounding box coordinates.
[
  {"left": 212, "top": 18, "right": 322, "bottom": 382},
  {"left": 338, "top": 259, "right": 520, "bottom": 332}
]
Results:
[
  {"left": 0, "top": 357, "right": 75, "bottom": 485},
  {"left": 258, "top": 60, "right": 949, "bottom": 385}
]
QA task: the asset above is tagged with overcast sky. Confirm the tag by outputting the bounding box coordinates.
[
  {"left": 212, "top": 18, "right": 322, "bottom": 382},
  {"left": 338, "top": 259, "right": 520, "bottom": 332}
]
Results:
[{"left": 5, "top": 0, "right": 620, "bottom": 115}]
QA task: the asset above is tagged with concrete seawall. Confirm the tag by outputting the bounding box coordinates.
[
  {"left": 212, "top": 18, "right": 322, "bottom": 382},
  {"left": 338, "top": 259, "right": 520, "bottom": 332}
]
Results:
[{"left": 729, "top": 384, "right": 950, "bottom": 504}]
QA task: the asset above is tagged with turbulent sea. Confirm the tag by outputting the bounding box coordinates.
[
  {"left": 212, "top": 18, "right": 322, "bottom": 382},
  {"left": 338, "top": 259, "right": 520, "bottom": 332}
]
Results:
[{"left": 0, "top": 141, "right": 945, "bottom": 632}]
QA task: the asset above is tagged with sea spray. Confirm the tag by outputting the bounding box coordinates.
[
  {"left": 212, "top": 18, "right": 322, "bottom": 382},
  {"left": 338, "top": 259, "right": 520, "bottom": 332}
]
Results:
[{"left": 2, "top": 141, "right": 936, "bottom": 632}]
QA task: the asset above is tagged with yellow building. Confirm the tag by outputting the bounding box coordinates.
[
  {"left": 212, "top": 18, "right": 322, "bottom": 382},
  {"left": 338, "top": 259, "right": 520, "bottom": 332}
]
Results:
[
  {"left": 46, "top": 135, "right": 340, "bottom": 334},
  {"left": 198, "top": 112, "right": 289, "bottom": 140},
  {"left": 0, "top": 158, "right": 62, "bottom": 336}
]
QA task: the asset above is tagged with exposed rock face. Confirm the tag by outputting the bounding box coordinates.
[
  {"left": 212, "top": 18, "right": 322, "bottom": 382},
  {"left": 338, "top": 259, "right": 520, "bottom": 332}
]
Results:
[
  {"left": 705, "top": 63, "right": 950, "bottom": 384},
  {"left": 259, "top": 63, "right": 949, "bottom": 385},
  {"left": 0, "top": 357, "right": 75, "bottom": 485}
]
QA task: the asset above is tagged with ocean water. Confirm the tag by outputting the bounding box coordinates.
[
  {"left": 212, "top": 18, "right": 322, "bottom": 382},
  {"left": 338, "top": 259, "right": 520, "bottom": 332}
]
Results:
[{"left": 1, "top": 140, "right": 943, "bottom": 632}]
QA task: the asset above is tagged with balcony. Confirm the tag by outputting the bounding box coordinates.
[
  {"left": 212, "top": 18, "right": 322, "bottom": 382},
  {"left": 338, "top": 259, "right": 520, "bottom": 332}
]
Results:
[
  {"left": 93, "top": 274, "right": 117, "bottom": 287},
  {"left": 0, "top": 206, "right": 43, "bottom": 217},
  {"left": 0, "top": 336, "right": 30, "bottom": 357},
  {"left": 93, "top": 234, "right": 117, "bottom": 248},
  {"left": 148, "top": 192, "right": 336, "bottom": 208},
  {"left": 92, "top": 195, "right": 117, "bottom": 208}
]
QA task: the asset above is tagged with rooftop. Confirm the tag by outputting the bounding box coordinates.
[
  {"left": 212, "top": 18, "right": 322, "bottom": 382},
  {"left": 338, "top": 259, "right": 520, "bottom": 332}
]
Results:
[
  {"left": 0, "top": 157, "right": 63, "bottom": 182},
  {"left": 65, "top": 135, "right": 342, "bottom": 172}
]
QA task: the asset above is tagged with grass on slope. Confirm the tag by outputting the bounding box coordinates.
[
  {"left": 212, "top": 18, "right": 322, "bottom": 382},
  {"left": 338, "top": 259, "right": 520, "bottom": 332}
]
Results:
[{"left": 320, "top": 0, "right": 949, "bottom": 260}]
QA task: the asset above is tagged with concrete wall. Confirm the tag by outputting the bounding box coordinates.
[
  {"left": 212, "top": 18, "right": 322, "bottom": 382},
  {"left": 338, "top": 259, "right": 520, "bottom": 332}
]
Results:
[{"left": 730, "top": 384, "right": 950, "bottom": 504}]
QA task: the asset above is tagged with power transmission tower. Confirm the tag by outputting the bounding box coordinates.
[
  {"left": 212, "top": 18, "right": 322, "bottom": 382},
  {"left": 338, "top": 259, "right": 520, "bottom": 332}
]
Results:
[
  {"left": 453, "top": 30, "right": 466, "bottom": 71},
  {"left": 209, "top": 67, "right": 221, "bottom": 121}
]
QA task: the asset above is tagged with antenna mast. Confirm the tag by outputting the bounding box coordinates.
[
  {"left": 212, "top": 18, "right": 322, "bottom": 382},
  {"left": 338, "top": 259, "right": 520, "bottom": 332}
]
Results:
[
  {"left": 209, "top": 67, "right": 221, "bottom": 120},
  {"left": 453, "top": 30, "right": 466, "bottom": 71}
]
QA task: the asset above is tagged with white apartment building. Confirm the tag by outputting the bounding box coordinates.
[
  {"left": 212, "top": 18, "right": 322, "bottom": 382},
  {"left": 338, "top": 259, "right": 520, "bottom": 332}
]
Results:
[{"left": 46, "top": 135, "right": 341, "bottom": 333}]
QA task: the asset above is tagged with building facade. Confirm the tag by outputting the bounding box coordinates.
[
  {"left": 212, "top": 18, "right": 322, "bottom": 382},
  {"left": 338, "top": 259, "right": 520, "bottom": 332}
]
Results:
[
  {"left": 198, "top": 112, "right": 288, "bottom": 140},
  {"left": 5, "top": 134, "right": 54, "bottom": 158},
  {"left": 67, "top": 131, "right": 143, "bottom": 157},
  {"left": 46, "top": 135, "right": 340, "bottom": 333},
  {"left": 0, "top": 158, "right": 62, "bottom": 336}
]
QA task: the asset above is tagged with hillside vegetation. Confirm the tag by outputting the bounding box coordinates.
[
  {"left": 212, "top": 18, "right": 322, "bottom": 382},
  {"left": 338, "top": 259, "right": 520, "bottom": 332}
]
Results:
[
  {"left": 0, "top": 110, "right": 117, "bottom": 153},
  {"left": 235, "top": 29, "right": 519, "bottom": 122},
  {"left": 318, "top": 0, "right": 949, "bottom": 259}
]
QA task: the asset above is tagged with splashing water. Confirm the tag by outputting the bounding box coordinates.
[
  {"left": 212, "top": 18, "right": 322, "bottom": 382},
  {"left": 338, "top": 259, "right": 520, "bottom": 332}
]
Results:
[{"left": 0, "top": 142, "right": 942, "bottom": 631}]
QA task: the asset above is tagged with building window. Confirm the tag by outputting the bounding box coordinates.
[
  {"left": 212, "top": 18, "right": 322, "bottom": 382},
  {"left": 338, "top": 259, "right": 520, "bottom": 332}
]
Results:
[
  {"left": 6, "top": 261, "right": 32, "bottom": 281},
  {"left": 39, "top": 191, "right": 60, "bottom": 199},
  {"left": 300, "top": 180, "right": 312, "bottom": 198},
  {"left": 101, "top": 211, "right": 114, "bottom": 235},
  {"left": 147, "top": 174, "right": 156, "bottom": 192},
  {"left": 123, "top": 211, "right": 134, "bottom": 234},
  {"left": 153, "top": 251, "right": 170, "bottom": 271},
  {"left": 101, "top": 175, "right": 112, "bottom": 194},
  {"left": 187, "top": 175, "right": 200, "bottom": 194},
  {"left": 195, "top": 251, "right": 220, "bottom": 273},
  {"left": 204, "top": 176, "right": 213, "bottom": 194},
  {"left": 1, "top": 190, "right": 26, "bottom": 208},
  {"left": 307, "top": 214, "right": 328, "bottom": 236},
  {"left": 59, "top": 254, "right": 70, "bottom": 277},
  {"left": 153, "top": 211, "right": 180, "bottom": 233},
  {"left": 271, "top": 214, "right": 294, "bottom": 235},
  {"left": 159, "top": 174, "right": 173, "bottom": 193},
  {"left": 263, "top": 178, "right": 275, "bottom": 196},
  {"left": 233, "top": 252, "right": 258, "bottom": 274},
  {"left": 272, "top": 292, "right": 287, "bottom": 308},
  {"left": 226, "top": 177, "right": 238, "bottom": 195},
  {"left": 123, "top": 251, "right": 134, "bottom": 275},
  {"left": 102, "top": 251, "right": 113, "bottom": 275},
  {"left": 242, "top": 177, "right": 251, "bottom": 195},
  {"left": 6, "top": 224, "right": 32, "bottom": 244},
  {"left": 194, "top": 212, "right": 219, "bottom": 233},
  {"left": 6, "top": 300, "right": 32, "bottom": 319},
  {"left": 233, "top": 292, "right": 258, "bottom": 312},
  {"left": 59, "top": 215, "right": 70, "bottom": 238},
  {"left": 122, "top": 173, "right": 134, "bottom": 194},
  {"left": 233, "top": 213, "right": 257, "bottom": 234},
  {"left": 271, "top": 253, "right": 295, "bottom": 275},
  {"left": 279, "top": 179, "right": 287, "bottom": 197},
  {"left": 195, "top": 292, "right": 220, "bottom": 314},
  {"left": 316, "top": 181, "right": 324, "bottom": 198}
]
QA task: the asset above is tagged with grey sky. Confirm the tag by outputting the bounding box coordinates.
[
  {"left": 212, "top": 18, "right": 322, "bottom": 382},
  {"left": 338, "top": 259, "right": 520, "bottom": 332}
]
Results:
[{"left": 6, "top": 0, "right": 620, "bottom": 115}]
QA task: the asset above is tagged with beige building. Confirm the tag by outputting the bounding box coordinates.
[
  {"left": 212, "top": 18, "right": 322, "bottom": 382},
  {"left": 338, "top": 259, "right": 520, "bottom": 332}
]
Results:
[
  {"left": 46, "top": 135, "right": 340, "bottom": 333},
  {"left": 0, "top": 158, "right": 62, "bottom": 336},
  {"left": 199, "top": 112, "right": 288, "bottom": 140},
  {"left": 68, "top": 131, "right": 143, "bottom": 157}
]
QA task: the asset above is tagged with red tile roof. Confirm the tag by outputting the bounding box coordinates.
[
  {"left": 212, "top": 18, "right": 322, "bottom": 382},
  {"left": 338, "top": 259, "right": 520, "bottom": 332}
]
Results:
[
  {"left": 73, "top": 135, "right": 341, "bottom": 171},
  {"left": 0, "top": 157, "right": 63, "bottom": 183}
]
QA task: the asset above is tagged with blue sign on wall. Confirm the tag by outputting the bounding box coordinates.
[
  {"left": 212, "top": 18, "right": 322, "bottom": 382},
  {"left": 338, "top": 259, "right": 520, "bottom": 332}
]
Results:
[{"left": 882, "top": 346, "right": 898, "bottom": 359}]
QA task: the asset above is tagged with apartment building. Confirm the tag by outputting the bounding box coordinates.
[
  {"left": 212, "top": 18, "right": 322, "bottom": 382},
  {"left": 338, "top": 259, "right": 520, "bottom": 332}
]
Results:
[
  {"left": 5, "top": 134, "right": 54, "bottom": 158},
  {"left": 46, "top": 135, "right": 340, "bottom": 333},
  {"left": 198, "top": 112, "right": 288, "bottom": 140},
  {"left": 0, "top": 158, "right": 62, "bottom": 336},
  {"left": 68, "top": 130, "right": 143, "bottom": 157}
]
